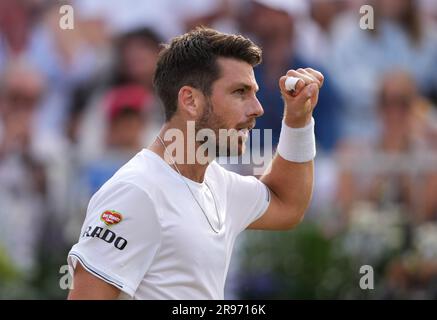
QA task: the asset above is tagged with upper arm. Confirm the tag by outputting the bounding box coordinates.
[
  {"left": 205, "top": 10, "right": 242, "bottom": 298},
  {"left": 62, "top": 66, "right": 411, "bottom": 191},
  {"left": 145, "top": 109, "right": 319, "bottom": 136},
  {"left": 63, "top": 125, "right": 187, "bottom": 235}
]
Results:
[
  {"left": 67, "top": 182, "right": 162, "bottom": 298},
  {"left": 68, "top": 263, "right": 120, "bottom": 300},
  {"left": 248, "top": 154, "right": 314, "bottom": 230},
  {"left": 223, "top": 170, "right": 271, "bottom": 234},
  {"left": 247, "top": 187, "right": 302, "bottom": 230}
]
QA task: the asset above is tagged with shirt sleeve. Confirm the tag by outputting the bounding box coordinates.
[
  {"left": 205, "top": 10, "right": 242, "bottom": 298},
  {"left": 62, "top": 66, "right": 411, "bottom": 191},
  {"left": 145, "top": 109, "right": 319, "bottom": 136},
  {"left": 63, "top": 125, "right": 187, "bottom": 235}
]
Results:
[
  {"left": 223, "top": 170, "right": 271, "bottom": 235},
  {"left": 67, "top": 181, "right": 161, "bottom": 298}
]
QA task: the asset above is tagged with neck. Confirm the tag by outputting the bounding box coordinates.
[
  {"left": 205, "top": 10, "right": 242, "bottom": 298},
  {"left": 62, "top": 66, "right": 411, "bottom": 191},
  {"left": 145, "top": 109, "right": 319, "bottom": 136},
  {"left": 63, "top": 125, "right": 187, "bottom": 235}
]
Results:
[{"left": 148, "top": 121, "right": 214, "bottom": 183}]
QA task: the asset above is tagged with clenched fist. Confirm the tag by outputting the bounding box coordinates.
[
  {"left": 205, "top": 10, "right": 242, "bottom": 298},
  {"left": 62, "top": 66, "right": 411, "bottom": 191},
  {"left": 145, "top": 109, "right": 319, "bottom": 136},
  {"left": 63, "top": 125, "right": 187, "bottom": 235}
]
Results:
[{"left": 279, "top": 68, "right": 324, "bottom": 128}]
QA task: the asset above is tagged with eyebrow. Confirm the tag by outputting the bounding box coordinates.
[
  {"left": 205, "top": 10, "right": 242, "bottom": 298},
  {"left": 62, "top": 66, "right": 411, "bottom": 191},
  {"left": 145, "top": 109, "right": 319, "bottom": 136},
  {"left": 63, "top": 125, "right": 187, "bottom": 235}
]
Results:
[{"left": 232, "top": 83, "right": 259, "bottom": 93}]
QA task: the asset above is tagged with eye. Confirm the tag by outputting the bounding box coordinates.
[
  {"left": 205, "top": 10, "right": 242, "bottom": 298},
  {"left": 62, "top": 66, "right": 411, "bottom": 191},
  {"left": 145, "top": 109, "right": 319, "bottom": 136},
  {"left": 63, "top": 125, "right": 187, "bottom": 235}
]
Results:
[{"left": 234, "top": 88, "right": 246, "bottom": 95}]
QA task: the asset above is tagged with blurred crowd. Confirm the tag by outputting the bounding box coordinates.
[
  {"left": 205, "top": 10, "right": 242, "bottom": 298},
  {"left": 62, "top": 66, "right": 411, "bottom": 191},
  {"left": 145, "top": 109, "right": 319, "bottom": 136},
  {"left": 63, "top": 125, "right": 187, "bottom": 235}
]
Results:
[{"left": 0, "top": 0, "right": 436, "bottom": 299}]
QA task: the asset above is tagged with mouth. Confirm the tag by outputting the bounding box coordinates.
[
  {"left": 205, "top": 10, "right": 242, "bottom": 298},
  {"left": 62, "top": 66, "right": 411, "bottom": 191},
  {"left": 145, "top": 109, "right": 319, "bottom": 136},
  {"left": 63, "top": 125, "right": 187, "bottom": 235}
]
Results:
[
  {"left": 232, "top": 121, "right": 255, "bottom": 141},
  {"left": 236, "top": 124, "right": 254, "bottom": 139},
  {"left": 236, "top": 122, "right": 255, "bottom": 132}
]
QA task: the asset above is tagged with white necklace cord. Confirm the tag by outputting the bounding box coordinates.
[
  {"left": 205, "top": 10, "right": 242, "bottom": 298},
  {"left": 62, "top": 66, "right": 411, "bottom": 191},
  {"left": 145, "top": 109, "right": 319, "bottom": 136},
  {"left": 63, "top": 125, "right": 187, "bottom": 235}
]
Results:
[{"left": 156, "top": 136, "right": 222, "bottom": 234}]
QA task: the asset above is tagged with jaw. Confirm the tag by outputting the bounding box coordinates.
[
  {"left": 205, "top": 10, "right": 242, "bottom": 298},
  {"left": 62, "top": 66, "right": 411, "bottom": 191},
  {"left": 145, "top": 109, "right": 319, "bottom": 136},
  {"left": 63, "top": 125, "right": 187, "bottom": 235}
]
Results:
[{"left": 197, "top": 112, "right": 253, "bottom": 157}]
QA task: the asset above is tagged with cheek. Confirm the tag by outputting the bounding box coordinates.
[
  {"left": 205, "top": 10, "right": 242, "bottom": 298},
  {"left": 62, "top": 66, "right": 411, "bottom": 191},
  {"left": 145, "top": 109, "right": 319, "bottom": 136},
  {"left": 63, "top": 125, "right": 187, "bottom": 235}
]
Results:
[
  {"left": 207, "top": 111, "right": 229, "bottom": 131},
  {"left": 207, "top": 100, "right": 228, "bottom": 128},
  {"left": 209, "top": 95, "right": 246, "bottom": 129},
  {"left": 224, "top": 96, "right": 245, "bottom": 116}
]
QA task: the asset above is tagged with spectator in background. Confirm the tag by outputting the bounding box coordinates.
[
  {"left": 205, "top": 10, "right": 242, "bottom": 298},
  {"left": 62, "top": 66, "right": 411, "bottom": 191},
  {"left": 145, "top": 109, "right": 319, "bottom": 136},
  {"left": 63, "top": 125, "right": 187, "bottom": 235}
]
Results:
[
  {"left": 377, "top": 0, "right": 437, "bottom": 102},
  {"left": 111, "top": 27, "right": 162, "bottom": 92},
  {"left": 0, "top": 60, "right": 64, "bottom": 294},
  {"left": 104, "top": 85, "right": 153, "bottom": 154},
  {"left": 17, "top": 1, "right": 101, "bottom": 139},
  {"left": 297, "top": 0, "right": 348, "bottom": 67},
  {"left": 240, "top": 0, "right": 342, "bottom": 153},
  {"left": 0, "top": 60, "right": 44, "bottom": 154},
  {"left": 81, "top": 84, "right": 154, "bottom": 196},
  {"left": 77, "top": 27, "right": 163, "bottom": 164},
  {"left": 181, "top": 0, "right": 240, "bottom": 35},
  {"left": 73, "top": 0, "right": 182, "bottom": 41},
  {"left": 335, "top": 70, "right": 437, "bottom": 223},
  {"left": 329, "top": 0, "right": 437, "bottom": 140},
  {"left": 420, "top": 0, "right": 437, "bottom": 22},
  {"left": 0, "top": 0, "right": 43, "bottom": 72}
]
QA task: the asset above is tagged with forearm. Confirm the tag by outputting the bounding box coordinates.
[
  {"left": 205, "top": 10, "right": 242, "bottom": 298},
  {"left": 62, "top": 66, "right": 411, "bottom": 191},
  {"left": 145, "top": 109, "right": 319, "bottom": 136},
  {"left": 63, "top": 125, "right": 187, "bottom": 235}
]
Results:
[{"left": 261, "top": 108, "right": 315, "bottom": 215}]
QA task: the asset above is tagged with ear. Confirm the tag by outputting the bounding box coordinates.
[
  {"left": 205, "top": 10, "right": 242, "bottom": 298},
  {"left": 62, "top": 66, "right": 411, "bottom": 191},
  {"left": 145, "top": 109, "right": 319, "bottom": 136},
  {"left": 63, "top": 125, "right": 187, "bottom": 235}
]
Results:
[{"left": 177, "top": 86, "right": 204, "bottom": 118}]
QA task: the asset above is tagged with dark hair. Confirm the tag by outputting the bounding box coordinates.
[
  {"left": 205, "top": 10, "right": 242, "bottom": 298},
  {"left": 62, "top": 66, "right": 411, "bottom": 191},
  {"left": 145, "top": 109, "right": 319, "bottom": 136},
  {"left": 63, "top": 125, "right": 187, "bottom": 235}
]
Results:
[
  {"left": 118, "top": 27, "right": 162, "bottom": 47},
  {"left": 112, "top": 27, "right": 162, "bottom": 86},
  {"left": 153, "top": 27, "right": 262, "bottom": 121}
]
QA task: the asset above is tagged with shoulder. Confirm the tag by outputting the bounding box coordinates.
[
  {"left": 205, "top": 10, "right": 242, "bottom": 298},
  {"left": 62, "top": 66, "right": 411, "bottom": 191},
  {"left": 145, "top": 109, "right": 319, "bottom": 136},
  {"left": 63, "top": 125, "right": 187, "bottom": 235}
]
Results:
[
  {"left": 87, "top": 150, "right": 161, "bottom": 209},
  {"left": 98, "top": 149, "right": 170, "bottom": 196}
]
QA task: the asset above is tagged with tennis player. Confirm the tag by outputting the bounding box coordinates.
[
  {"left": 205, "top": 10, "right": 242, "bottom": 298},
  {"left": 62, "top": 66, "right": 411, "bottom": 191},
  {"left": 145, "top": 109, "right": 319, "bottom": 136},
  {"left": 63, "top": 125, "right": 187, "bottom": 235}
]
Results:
[{"left": 67, "top": 27, "right": 323, "bottom": 300}]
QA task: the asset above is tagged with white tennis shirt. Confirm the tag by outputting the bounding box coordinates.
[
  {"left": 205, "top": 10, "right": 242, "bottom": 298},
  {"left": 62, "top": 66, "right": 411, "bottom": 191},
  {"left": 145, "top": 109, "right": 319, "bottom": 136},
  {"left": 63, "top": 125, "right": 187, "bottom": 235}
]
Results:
[{"left": 68, "top": 149, "right": 270, "bottom": 299}]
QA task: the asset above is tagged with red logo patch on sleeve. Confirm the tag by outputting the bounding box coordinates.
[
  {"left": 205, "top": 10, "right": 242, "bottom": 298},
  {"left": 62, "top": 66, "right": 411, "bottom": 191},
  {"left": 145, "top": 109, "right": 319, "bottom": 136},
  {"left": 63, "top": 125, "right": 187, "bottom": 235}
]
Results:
[{"left": 100, "top": 210, "right": 123, "bottom": 226}]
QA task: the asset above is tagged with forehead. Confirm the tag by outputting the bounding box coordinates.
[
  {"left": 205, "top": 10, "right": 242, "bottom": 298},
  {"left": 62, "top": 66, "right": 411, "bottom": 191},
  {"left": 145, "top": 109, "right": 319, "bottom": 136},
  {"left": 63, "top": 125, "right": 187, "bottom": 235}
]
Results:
[{"left": 214, "top": 57, "right": 257, "bottom": 89}]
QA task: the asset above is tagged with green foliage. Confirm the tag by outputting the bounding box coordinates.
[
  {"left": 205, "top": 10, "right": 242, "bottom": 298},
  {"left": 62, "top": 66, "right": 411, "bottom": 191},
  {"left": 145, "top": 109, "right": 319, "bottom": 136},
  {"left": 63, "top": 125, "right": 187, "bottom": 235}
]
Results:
[
  {"left": 0, "top": 245, "right": 68, "bottom": 299},
  {"left": 0, "top": 247, "right": 19, "bottom": 281},
  {"left": 237, "top": 222, "right": 383, "bottom": 299}
]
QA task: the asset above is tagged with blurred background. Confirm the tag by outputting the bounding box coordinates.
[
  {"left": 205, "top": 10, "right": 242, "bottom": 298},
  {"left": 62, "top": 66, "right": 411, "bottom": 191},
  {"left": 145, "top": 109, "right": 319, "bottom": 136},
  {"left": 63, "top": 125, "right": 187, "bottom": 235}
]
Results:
[{"left": 0, "top": 0, "right": 437, "bottom": 299}]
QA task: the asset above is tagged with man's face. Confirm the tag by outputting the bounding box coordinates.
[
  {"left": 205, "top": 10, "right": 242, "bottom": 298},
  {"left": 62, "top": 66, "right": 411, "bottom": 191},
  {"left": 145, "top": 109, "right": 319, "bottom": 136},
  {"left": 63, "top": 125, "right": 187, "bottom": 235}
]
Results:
[
  {"left": 122, "top": 38, "right": 159, "bottom": 84},
  {"left": 108, "top": 111, "right": 145, "bottom": 150},
  {"left": 196, "top": 57, "right": 264, "bottom": 156},
  {"left": 0, "top": 78, "right": 43, "bottom": 148},
  {"left": 378, "top": 74, "right": 415, "bottom": 130}
]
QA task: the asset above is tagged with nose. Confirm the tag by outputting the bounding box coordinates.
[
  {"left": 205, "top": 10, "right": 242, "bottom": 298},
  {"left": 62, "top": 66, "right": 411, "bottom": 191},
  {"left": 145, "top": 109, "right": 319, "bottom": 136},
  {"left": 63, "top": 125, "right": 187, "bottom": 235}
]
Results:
[{"left": 248, "top": 97, "right": 264, "bottom": 118}]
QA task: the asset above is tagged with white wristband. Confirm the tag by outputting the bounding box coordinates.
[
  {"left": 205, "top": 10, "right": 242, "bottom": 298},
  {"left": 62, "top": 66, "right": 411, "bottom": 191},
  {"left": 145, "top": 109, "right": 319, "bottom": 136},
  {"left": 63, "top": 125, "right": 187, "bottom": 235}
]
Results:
[{"left": 277, "top": 117, "right": 316, "bottom": 162}]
